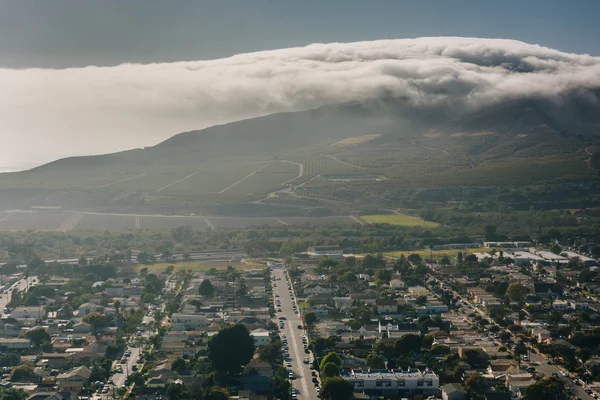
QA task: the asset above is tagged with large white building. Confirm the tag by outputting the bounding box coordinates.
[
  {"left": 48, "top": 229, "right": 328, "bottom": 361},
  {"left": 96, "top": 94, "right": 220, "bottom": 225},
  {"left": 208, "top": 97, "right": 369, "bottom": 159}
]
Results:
[
  {"left": 344, "top": 369, "right": 439, "bottom": 396},
  {"left": 170, "top": 313, "right": 208, "bottom": 331}
]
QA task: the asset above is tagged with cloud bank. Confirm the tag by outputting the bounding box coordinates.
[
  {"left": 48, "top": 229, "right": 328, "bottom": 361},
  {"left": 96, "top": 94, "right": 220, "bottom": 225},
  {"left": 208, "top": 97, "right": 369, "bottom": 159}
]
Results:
[{"left": 1, "top": 37, "right": 599, "bottom": 169}]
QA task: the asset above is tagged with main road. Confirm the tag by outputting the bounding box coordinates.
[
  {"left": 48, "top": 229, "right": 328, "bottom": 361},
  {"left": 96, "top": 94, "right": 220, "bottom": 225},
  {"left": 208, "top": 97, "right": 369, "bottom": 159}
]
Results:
[{"left": 273, "top": 268, "right": 317, "bottom": 400}]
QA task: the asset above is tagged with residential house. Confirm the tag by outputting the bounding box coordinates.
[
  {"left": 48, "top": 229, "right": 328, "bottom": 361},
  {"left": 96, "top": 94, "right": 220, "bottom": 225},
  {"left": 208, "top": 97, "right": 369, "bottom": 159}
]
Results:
[
  {"left": 376, "top": 299, "right": 398, "bottom": 314},
  {"left": 10, "top": 306, "right": 45, "bottom": 320},
  {"left": 77, "top": 302, "right": 101, "bottom": 317},
  {"left": 170, "top": 313, "right": 208, "bottom": 331},
  {"left": 333, "top": 297, "right": 352, "bottom": 309},
  {"left": 304, "top": 284, "right": 335, "bottom": 296},
  {"left": 389, "top": 279, "right": 405, "bottom": 290},
  {"left": 441, "top": 383, "right": 466, "bottom": 400},
  {"left": 72, "top": 322, "right": 91, "bottom": 334},
  {"left": 0, "top": 338, "right": 31, "bottom": 350},
  {"left": 250, "top": 329, "right": 270, "bottom": 347},
  {"left": 146, "top": 374, "right": 169, "bottom": 389},
  {"left": 552, "top": 300, "right": 570, "bottom": 311},
  {"left": 56, "top": 366, "right": 91, "bottom": 394}
]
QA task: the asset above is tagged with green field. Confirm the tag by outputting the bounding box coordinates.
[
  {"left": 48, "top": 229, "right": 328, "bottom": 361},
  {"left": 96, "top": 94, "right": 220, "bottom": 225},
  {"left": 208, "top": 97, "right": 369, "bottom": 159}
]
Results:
[{"left": 360, "top": 214, "right": 439, "bottom": 227}]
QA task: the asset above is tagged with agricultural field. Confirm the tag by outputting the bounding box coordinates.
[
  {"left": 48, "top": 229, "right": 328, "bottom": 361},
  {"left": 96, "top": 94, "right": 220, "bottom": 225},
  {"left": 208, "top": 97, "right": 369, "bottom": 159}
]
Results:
[
  {"left": 138, "top": 216, "right": 211, "bottom": 230},
  {"left": 73, "top": 214, "right": 136, "bottom": 231},
  {"left": 280, "top": 216, "right": 358, "bottom": 226},
  {"left": 360, "top": 214, "right": 439, "bottom": 227},
  {"left": 208, "top": 217, "right": 281, "bottom": 229},
  {"left": 0, "top": 211, "right": 364, "bottom": 231},
  {"left": 0, "top": 212, "right": 67, "bottom": 231},
  {"left": 383, "top": 247, "right": 492, "bottom": 260},
  {"left": 136, "top": 260, "right": 264, "bottom": 273}
]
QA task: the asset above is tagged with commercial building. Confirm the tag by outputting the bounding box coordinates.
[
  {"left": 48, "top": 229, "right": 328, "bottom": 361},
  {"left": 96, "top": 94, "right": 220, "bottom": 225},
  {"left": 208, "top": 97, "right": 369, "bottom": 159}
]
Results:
[{"left": 343, "top": 368, "right": 439, "bottom": 397}]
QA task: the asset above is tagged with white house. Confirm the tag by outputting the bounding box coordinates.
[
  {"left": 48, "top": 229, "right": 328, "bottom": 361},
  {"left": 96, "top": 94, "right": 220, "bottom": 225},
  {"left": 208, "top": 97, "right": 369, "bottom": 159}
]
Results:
[
  {"left": 552, "top": 300, "right": 569, "bottom": 311},
  {"left": 304, "top": 284, "right": 335, "bottom": 295},
  {"left": 250, "top": 329, "right": 270, "bottom": 347},
  {"left": 344, "top": 369, "right": 439, "bottom": 395},
  {"left": 170, "top": 313, "right": 208, "bottom": 330},
  {"left": 77, "top": 302, "right": 101, "bottom": 317},
  {"left": 389, "top": 279, "right": 405, "bottom": 290},
  {"left": 408, "top": 286, "right": 429, "bottom": 296}
]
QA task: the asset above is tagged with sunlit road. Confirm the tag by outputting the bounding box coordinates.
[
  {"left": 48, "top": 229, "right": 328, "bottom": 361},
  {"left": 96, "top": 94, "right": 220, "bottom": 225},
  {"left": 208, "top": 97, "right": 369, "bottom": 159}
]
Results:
[
  {"left": 0, "top": 276, "right": 35, "bottom": 313},
  {"left": 273, "top": 268, "right": 317, "bottom": 400}
]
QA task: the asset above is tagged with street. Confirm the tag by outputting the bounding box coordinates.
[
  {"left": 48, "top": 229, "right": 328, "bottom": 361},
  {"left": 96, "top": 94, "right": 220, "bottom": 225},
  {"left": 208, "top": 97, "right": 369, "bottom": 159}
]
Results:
[
  {"left": 273, "top": 268, "right": 318, "bottom": 400},
  {"left": 0, "top": 276, "right": 35, "bottom": 314}
]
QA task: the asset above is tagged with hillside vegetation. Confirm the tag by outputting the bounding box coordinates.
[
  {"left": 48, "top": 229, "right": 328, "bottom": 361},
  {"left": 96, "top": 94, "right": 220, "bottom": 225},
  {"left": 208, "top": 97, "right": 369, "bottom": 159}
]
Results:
[{"left": 0, "top": 93, "right": 599, "bottom": 218}]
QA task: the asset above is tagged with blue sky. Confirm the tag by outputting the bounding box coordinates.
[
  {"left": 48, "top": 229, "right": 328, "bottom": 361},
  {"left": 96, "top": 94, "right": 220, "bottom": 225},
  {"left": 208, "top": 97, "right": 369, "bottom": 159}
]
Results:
[{"left": 0, "top": 0, "right": 598, "bottom": 68}]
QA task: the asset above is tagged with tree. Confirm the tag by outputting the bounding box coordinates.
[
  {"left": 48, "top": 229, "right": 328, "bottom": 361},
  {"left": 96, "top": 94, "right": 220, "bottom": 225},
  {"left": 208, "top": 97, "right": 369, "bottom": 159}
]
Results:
[
  {"left": 199, "top": 279, "right": 215, "bottom": 297},
  {"left": 114, "top": 300, "right": 121, "bottom": 316},
  {"left": 206, "top": 386, "right": 230, "bottom": 400},
  {"left": 304, "top": 311, "right": 317, "bottom": 326},
  {"left": 0, "top": 388, "right": 27, "bottom": 400},
  {"left": 321, "top": 362, "right": 340, "bottom": 379},
  {"left": 127, "top": 372, "right": 145, "bottom": 387},
  {"left": 183, "top": 253, "right": 192, "bottom": 262},
  {"left": 523, "top": 376, "right": 567, "bottom": 400},
  {"left": 321, "top": 377, "right": 354, "bottom": 400},
  {"left": 259, "top": 339, "right": 283, "bottom": 364},
  {"left": 172, "top": 357, "right": 187, "bottom": 372},
  {"left": 23, "top": 327, "right": 50, "bottom": 347},
  {"left": 82, "top": 312, "right": 108, "bottom": 334},
  {"left": 9, "top": 364, "right": 35, "bottom": 381},
  {"left": 208, "top": 324, "right": 255, "bottom": 377},
  {"left": 394, "top": 334, "right": 422, "bottom": 354},
  {"left": 464, "top": 373, "right": 490, "bottom": 400},
  {"left": 550, "top": 243, "right": 562, "bottom": 255},
  {"left": 320, "top": 352, "right": 342, "bottom": 371},
  {"left": 365, "top": 353, "right": 385, "bottom": 369},
  {"left": 415, "top": 295, "right": 427, "bottom": 305},
  {"left": 462, "top": 349, "right": 490, "bottom": 369},
  {"left": 506, "top": 283, "right": 529, "bottom": 303},
  {"left": 484, "top": 225, "right": 498, "bottom": 241},
  {"left": 514, "top": 341, "right": 527, "bottom": 365}
]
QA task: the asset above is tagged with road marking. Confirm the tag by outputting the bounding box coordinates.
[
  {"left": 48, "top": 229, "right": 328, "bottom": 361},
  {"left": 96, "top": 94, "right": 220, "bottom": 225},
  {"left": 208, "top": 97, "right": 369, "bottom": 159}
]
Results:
[
  {"left": 157, "top": 171, "right": 200, "bottom": 192},
  {"left": 101, "top": 173, "right": 146, "bottom": 188},
  {"left": 203, "top": 217, "right": 215, "bottom": 229},
  {"left": 134, "top": 216, "right": 140, "bottom": 229},
  {"left": 219, "top": 163, "right": 271, "bottom": 194},
  {"left": 274, "top": 217, "right": 288, "bottom": 225},
  {"left": 57, "top": 213, "right": 82, "bottom": 232},
  {"left": 0, "top": 213, "right": 12, "bottom": 223}
]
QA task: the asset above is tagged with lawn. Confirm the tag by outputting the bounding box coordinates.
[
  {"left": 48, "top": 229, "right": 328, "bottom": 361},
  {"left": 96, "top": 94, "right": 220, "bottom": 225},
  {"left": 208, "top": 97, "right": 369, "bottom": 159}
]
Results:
[
  {"left": 136, "top": 260, "right": 264, "bottom": 273},
  {"left": 383, "top": 247, "right": 492, "bottom": 260},
  {"left": 360, "top": 214, "right": 439, "bottom": 227}
]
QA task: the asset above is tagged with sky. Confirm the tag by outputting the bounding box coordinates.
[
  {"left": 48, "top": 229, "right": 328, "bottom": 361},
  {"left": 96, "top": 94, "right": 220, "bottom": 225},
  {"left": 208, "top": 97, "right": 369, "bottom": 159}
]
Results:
[
  {"left": 1, "top": 0, "right": 599, "bottom": 68},
  {"left": 1, "top": 0, "right": 599, "bottom": 171}
]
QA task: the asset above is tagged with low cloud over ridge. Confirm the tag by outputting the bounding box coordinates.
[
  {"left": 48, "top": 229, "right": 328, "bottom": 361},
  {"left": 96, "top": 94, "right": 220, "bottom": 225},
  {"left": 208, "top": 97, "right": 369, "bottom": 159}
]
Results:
[{"left": 1, "top": 37, "right": 599, "bottom": 169}]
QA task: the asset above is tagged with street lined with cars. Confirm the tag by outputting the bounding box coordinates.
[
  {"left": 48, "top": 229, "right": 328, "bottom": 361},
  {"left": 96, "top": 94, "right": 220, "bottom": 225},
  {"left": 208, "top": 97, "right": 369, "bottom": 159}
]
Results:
[{"left": 272, "top": 268, "right": 318, "bottom": 400}]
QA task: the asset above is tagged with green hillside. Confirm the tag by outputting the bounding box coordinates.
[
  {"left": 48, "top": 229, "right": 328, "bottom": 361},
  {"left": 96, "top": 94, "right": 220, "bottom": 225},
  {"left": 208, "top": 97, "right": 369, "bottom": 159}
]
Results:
[{"left": 0, "top": 93, "right": 599, "bottom": 216}]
